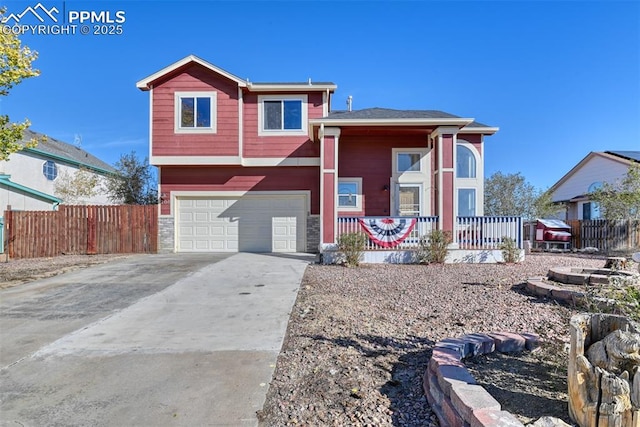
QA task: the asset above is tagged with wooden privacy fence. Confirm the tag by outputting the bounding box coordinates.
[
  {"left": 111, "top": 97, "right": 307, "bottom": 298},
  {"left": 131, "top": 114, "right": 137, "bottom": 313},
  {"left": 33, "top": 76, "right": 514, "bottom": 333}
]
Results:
[
  {"left": 568, "top": 219, "right": 640, "bottom": 253},
  {"left": 4, "top": 205, "right": 158, "bottom": 259}
]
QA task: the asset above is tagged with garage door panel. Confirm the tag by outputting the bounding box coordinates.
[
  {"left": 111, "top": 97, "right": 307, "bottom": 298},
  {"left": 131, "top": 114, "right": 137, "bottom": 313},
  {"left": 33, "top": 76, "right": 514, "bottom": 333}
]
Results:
[{"left": 177, "top": 195, "right": 305, "bottom": 253}]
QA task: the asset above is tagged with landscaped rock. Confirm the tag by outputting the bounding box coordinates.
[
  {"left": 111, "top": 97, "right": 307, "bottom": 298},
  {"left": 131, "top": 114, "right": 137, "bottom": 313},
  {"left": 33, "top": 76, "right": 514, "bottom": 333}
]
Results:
[
  {"left": 528, "top": 416, "right": 573, "bottom": 426},
  {"left": 605, "top": 257, "right": 628, "bottom": 270}
]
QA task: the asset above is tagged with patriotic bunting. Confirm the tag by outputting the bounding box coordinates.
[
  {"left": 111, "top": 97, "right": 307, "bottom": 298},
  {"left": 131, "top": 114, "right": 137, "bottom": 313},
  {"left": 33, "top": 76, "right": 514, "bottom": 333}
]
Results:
[{"left": 358, "top": 218, "right": 417, "bottom": 248}]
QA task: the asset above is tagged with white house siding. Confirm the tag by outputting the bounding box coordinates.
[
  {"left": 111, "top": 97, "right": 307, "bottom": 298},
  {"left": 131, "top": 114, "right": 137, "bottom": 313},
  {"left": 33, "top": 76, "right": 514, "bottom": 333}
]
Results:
[
  {"left": 551, "top": 156, "right": 630, "bottom": 203},
  {"left": 0, "top": 151, "right": 113, "bottom": 210},
  {"left": 0, "top": 187, "right": 56, "bottom": 211}
]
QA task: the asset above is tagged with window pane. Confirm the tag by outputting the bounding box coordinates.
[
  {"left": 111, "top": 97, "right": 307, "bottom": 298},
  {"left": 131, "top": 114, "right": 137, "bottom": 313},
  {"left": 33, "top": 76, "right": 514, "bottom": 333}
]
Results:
[
  {"left": 398, "top": 153, "right": 421, "bottom": 172},
  {"left": 181, "top": 97, "right": 195, "bottom": 127},
  {"left": 398, "top": 185, "right": 420, "bottom": 216},
  {"left": 283, "top": 100, "right": 302, "bottom": 130},
  {"left": 458, "top": 189, "right": 476, "bottom": 216},
  {"left": 196, "top": 97, "right": 211, "bottom": 127},
  {"left": 43, "top": 160, "right": 57, "bottom": 181},
  {"left": 583, "top": 202, "right": 591, "bottom": 220},
  {"left": 456, "top": 145, "right": 476, "bottom": 178},
  {"left": 264, "top": 101, "right": 282, "bottom": 130},
  {"left": 338, "top": 182, "right": 358, "bottom": 207}
]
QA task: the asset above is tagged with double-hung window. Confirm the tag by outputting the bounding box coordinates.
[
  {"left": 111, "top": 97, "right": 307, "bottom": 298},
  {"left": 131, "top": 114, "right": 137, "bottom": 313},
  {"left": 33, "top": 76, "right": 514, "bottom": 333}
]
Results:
[
  {"left": 258, "top": 95, "right": 308, "bottom": 136},
  {"left": 175, "top": 92, "right": 217, "bottom": 133}
]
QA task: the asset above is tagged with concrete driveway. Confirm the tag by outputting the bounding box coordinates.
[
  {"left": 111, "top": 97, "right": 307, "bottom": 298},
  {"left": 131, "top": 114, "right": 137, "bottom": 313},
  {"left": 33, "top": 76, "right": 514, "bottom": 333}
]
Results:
[{"left": 0, "top": 252, "right": 312, "bottom": 426}]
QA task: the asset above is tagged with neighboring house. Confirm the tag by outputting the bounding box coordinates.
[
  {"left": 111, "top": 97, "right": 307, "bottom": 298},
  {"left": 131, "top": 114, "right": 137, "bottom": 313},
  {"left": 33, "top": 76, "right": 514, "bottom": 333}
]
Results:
[
  {"left": 0, "top": 130, "right": 116, "bottom": 211},
  {"left": 137, "top": 55, "right": 502, "bottom": 259},
  {"left": 549, "top": 151, "right": 640, "bottom": 220}
]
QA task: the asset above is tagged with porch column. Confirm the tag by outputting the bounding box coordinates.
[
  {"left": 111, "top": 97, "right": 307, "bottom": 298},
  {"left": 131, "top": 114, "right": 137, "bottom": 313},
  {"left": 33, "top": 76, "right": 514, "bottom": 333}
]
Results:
[
  {"left": 320, "top": 126, "right": 340, "bottom": 250},
  {"left": 433, "top": 126, "right": 459, "bottom": 240}
]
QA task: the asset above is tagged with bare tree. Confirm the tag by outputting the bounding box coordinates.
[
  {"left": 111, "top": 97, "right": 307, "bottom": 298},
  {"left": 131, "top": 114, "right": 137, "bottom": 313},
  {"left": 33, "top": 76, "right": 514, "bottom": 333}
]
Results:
[{"left": 54, "top": 167, "right": 100, "bottom": 204}]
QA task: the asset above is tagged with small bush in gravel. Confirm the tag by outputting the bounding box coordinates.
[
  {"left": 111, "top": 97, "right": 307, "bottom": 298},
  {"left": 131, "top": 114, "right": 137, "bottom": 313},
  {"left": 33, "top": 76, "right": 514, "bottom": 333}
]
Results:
[
  {"left": 581, "top": 273, "right": 640, "bottom": 321},
  {"left": 417, "top": 230, "right": 452, "bottom": 263},
  {"left": 337, "top": 232, "right": 368, "bottom": 266},
  {"left": 499, "top": 236, "right": 520, "bottom": 263}
]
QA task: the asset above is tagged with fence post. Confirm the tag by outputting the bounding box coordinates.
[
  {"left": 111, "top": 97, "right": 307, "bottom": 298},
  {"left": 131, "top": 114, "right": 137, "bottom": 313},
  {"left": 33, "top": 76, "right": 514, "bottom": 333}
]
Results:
[
  {"left": 4, "top": 209, "right": 11, "bottom": 259},
  {"left": 87, "top": 205, "right": 97, "bottom": 255}
]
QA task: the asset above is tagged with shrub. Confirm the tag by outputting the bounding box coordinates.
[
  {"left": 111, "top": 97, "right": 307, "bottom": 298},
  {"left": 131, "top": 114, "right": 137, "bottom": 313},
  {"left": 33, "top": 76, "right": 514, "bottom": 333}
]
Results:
[
  {"left": 581, "top": 272, "right": 640, "bottom": 322},
  {"left": 417, "top": 230, "right": 452, "bottom": 264},
  {"left": 499, "top": 236, "right": 520, "bottom": 263},
  {"left": 337, "top": 232, "right": 368, "bottom": 267}
]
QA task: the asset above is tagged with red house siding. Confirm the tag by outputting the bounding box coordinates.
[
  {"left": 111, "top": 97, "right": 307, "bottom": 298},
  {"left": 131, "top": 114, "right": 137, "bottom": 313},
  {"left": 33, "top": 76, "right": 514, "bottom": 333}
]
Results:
[
  {"left": 338, "top": 135, "right": 430, "bottom": 217},
  {"left": 159, "top": 166, "right": 320, "bottom": 216},
  {"left": 152, "top": 64, "right": 240, "bottom": 157},
  {"left": 459, "top": 134, "right": 483, "bottom": 155},
  {"left": 242, "top": 92, "right": 323, "bottom": 158}
]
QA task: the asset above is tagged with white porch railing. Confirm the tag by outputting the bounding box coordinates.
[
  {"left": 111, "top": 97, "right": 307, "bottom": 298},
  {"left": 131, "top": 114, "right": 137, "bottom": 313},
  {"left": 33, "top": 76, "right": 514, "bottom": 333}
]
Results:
[
  {"left": 336, "top": 216, "right": 523, "bottom": 251},
  {"left": 337, "top": 216, "right": 438, "bottom": 250},
  {"left": 455, "top": 216, "right": 523, "bottom": 250}
]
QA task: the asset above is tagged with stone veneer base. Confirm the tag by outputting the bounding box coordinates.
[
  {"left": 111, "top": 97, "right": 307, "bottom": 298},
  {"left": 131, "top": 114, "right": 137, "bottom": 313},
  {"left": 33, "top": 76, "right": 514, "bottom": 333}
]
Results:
[{"left": 424, "top": 331, "right": 541, "bottom": 427}]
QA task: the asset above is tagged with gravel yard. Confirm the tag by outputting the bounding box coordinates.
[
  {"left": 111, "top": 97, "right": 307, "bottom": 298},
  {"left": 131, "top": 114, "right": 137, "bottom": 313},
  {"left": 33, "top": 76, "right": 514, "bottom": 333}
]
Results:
[
  {"left": 0, "top": 254, "right": 128, "bottom": 289},
  {"left": 2, "top": 252, "right": 633, "bottom": 426},
  {"left": 258, "top": 253, "right": 620, "bottom": 426}
]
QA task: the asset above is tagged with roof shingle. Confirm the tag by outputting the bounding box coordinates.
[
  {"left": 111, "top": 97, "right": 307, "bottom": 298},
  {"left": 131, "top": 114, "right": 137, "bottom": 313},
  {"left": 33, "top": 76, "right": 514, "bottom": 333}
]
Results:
[
  {"left": 325, "top": 108, "right": 492, "bottom": 128},
  {"left": 21, "top": 130, "right": 115, "bottom": 173}
]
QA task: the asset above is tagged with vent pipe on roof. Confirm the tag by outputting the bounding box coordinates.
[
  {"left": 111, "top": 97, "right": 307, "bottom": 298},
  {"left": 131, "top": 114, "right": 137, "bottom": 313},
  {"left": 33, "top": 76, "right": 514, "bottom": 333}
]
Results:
[
  {"left": 308, "top": 78, "right": 312, "bottom": 85},
  {"left": 347, "top": 95, "right": 353, "bottom": 112}
]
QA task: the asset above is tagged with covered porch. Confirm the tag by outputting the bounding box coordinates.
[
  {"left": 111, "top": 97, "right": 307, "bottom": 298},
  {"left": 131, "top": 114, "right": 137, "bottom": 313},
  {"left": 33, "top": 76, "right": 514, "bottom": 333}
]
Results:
[
  {"left": 309, "top": 108, "right": 516, "bottom": 263},
  {"left": 326, "top": 215, "right": 523, "bottom": 263}
]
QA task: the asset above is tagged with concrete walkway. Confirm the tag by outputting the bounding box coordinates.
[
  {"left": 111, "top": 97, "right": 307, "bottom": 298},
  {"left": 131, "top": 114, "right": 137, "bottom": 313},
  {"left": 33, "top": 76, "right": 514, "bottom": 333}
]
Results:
[{"left": 0, "top": 252, "right": 312, "bottom": 426}]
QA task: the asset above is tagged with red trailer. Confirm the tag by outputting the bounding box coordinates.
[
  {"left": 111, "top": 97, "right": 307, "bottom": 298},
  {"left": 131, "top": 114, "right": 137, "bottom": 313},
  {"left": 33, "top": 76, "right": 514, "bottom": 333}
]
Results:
[{"left": 534, "top": 219, "right": 571, "bottom": 250}]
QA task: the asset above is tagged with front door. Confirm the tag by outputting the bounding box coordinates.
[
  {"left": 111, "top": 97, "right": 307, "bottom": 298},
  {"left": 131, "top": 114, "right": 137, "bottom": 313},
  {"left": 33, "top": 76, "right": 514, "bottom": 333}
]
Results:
[{"left": 396, "top": 184, "right": 422, "bottom": 216}]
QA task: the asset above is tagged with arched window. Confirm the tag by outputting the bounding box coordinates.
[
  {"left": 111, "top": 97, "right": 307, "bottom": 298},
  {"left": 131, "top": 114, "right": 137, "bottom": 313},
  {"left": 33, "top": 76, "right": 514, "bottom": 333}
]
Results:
[{"left": 456, "top": 145, "right": 476, "bottom": 178}]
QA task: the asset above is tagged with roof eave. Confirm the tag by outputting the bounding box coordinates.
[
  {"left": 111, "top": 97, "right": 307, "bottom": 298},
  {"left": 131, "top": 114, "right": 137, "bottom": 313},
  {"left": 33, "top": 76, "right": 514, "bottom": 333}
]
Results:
[
  {"left": 248, "top": 83, "right": 337, "bottom": 92},
  {"left": 0, "top": 176, "right": 62, "bottom": 204},
  {"left": 548, "top": 151, "right": 633, "bottom": 193},
  {"left": 459, "top": 126, "right": 499, "bottom": 135},
  {"left": 23, "top": 147, "right": 116, "bottom": 175},
  {"left": 309, "top": 117, "right": 475, "bottom": 127},
  {"left": 136, "top": 54, "right": 247, "bottom": 91}
]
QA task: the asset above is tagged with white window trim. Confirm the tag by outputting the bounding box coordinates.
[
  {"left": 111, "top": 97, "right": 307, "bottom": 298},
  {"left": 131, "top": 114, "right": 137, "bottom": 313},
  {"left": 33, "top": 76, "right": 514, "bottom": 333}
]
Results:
[
  {"left": 174, "top": 91, "right": 217, "bottom": 134},
  {"left": 43, "top": 160, "right": 58, "bottom": 181},
  {"left": 395, "top": 150, "right": 424, "bottom": 174},
  {"left": 258, "top": 94, "right": 308, "bottom": 137},
  {"left": 395, "top": 183, "right": 423, "bottom": 216},
  {"left": 337, "top": 177, "right": 362, "bottom": 212}
]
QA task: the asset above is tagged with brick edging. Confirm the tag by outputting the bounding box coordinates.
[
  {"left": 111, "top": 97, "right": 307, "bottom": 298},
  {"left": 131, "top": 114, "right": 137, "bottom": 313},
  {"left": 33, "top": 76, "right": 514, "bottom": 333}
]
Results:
[{"left": 424, "top": 331, "right": 540, "bottom": 427}]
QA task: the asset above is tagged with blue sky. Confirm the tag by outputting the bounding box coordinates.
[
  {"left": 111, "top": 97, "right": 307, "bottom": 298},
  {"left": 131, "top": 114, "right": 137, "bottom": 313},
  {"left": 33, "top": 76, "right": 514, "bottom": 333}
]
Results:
[{"left": 2, "top": 0, "right": 639, "bottom": 191}]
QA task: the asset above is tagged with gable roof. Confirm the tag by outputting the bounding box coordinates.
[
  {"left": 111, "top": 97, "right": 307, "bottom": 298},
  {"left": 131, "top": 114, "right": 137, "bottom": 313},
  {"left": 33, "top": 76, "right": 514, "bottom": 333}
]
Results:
[
  {"left": 606, "top": 150, "right": 640, "bottom": 162},
  {"left": 136, "top": 55, "right": 336, "bottom": 92},
  {"left": 310, "top": 108, "right": 498, "bottom": 134},
  {"left": 20, "top": 130, "right": 115, "bottom": 175},
  {"left": 548, "top": 151, "right": 638, "bottom": 194},
  {"left": 136, "top": 55, "right": 247, "bottom": 90}
]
